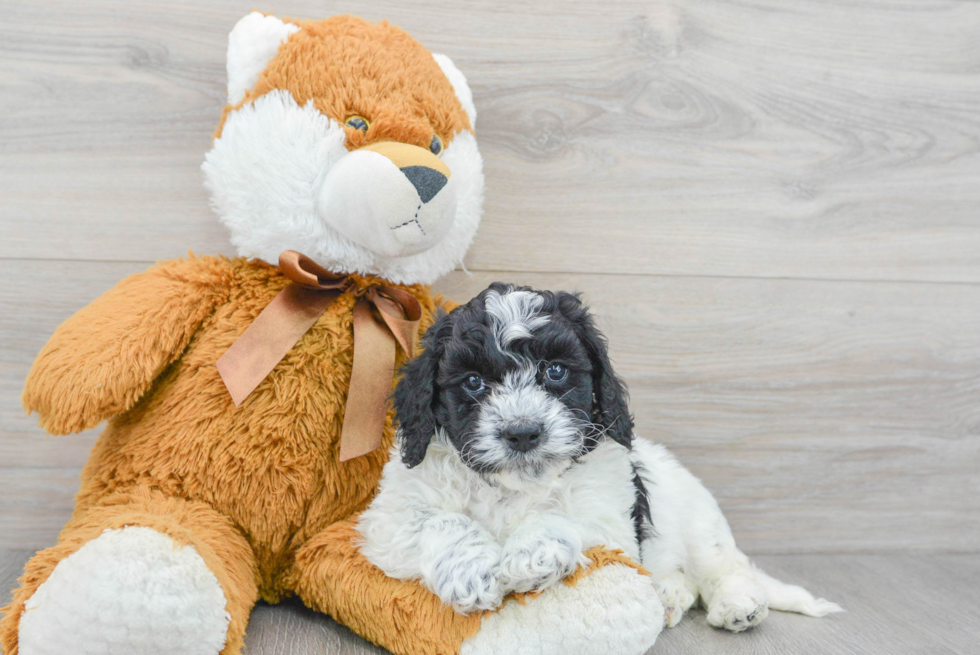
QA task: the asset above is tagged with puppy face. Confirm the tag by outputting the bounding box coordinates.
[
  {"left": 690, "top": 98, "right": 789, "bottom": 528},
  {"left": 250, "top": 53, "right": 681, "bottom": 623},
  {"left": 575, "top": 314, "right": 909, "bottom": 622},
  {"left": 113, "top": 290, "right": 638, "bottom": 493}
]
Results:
[{"left": 394, "top": 283, "right": 633, "bottom": 489}]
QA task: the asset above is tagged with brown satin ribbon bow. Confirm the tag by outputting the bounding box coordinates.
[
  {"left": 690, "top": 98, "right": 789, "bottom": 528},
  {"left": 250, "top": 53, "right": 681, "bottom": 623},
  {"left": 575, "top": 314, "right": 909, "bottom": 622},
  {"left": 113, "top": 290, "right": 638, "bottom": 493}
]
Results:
[{"left": 216, "top": 251, "right": 422, "bottom": 462}]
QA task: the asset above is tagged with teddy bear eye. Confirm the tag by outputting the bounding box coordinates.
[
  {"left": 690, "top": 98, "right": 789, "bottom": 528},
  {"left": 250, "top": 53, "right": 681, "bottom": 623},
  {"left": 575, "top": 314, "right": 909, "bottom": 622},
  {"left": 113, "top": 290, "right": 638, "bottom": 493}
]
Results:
[
  {"left": 429, "top": 134, "right": 444, "bottom": 155},
  {"left": 345, "top": 116, "right": 370, "bottom": 132}
]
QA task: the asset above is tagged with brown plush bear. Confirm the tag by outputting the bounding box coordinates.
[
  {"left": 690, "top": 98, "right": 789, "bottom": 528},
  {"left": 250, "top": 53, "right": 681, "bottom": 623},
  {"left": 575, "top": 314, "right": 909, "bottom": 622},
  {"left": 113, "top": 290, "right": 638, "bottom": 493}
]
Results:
[{"left": 2, "top": 13, "right": 661, "bottom": 655}]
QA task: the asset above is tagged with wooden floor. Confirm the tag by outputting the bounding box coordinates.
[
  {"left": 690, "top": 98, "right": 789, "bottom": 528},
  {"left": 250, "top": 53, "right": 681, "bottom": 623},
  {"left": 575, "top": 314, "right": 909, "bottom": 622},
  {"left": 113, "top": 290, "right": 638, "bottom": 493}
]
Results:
[
  {"left": 3, "top": 549, "right": 978, "bottom": 654},
  {"left": 2, "top": 0, "right": 979, "bottom": 653}
]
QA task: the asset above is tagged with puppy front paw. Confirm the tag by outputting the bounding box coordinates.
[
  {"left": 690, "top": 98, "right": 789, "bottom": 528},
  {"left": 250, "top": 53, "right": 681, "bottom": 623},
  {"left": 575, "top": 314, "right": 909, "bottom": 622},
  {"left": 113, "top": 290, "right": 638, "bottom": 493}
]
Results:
[
  {"left": 426, "top": 547, "right": 503, "bottom": 614},
  {"left": 498, "top": 526, "right": 586, "bottom": 594}
]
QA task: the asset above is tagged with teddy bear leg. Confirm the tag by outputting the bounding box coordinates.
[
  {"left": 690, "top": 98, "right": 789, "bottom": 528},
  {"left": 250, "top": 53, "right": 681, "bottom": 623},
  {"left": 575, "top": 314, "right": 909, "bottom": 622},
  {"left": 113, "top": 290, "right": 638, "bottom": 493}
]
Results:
[
  {"left": 1, "top": 488, "right": 258, "bottom": 655},
  {"left": 286, "top": 518, "right": 483, "bottom": 655}
]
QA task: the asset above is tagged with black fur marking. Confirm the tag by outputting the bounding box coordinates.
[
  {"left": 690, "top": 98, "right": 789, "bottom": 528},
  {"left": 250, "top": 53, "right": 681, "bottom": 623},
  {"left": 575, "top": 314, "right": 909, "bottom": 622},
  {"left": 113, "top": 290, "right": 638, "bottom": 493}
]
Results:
[{"left": 631, "top": 461, "right": 656, "bottom": 544}]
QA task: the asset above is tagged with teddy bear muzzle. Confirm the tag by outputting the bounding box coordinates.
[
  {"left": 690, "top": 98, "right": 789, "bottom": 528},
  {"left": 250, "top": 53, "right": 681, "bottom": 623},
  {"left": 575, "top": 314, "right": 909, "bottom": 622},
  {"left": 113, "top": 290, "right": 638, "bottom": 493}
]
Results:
[{"left": 316, "top": 140, "right": 458, "bottom": 259}]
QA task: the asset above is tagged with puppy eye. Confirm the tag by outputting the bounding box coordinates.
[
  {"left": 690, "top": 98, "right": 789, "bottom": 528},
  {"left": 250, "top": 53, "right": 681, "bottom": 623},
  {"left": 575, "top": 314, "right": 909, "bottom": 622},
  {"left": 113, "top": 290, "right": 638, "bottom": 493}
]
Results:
[
  {"left": 345, "top": 116, "right": 370, "bottom": 132},
  {"left": 429, "top": 134, "right": 444, "bottom": 155},
  {"left": 462, "top": 374, "right": 485, "bottom": 393},
  {"left": 545, "top": 364, "right": 568, "bottom": 383}
]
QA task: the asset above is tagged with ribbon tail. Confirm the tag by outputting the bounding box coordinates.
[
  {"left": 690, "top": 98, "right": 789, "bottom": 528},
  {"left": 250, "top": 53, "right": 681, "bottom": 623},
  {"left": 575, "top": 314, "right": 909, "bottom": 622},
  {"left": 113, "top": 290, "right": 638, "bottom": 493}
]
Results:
[
  {"left": 216, "top": 284, "right": 337, "bottom": 406},
  {"left": 339, "top": 300, "right": 397, "bottom": 461},
  {"left": 370, "top": 286, "right": 422, "bottom": 358}
]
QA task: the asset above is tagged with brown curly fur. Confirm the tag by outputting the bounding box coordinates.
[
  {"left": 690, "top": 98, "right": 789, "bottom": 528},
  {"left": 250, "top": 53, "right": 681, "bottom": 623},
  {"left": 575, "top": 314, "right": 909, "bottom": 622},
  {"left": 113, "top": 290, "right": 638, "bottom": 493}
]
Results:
[
  {"left": 0, "top": 255, "right": 448, "bottom": 654},
  {"left": 215, "top": 14, "right": 473, "bottom": 150}
]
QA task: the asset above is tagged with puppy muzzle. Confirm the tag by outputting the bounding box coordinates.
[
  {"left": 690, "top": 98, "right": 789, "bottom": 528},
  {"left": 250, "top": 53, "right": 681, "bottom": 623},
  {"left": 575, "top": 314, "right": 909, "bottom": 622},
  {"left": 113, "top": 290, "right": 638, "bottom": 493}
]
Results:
[
  {"left": 316, "top": 141, "right": 457, "bottom": 258},
  {"left": 500, "top": 422, "right": 544, "bottom": 453}
]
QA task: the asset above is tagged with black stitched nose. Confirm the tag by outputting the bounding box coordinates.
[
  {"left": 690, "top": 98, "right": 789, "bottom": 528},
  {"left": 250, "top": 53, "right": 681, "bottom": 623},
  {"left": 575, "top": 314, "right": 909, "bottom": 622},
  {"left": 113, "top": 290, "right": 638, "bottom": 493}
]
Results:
[
  {"left": 400, "top": 166, "right": 447, "bottom": 204},
  {"left": 502, "top": 423, "right": 543, "bottom": 453}
]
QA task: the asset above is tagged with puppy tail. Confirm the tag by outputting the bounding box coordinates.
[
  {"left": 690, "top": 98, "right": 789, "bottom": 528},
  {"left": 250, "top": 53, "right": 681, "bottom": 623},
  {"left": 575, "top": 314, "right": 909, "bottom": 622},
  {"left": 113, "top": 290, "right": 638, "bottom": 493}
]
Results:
[{"left": 753, "top": 564, "right": 844, "bottom": 617}]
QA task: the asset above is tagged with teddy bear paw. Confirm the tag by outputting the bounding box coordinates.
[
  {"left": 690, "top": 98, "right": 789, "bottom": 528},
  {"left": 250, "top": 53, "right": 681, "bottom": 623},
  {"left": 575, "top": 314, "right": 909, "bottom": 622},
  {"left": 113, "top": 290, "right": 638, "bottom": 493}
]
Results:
[{"left": 18, "top": 526, "right": 229, "bottom": 655}]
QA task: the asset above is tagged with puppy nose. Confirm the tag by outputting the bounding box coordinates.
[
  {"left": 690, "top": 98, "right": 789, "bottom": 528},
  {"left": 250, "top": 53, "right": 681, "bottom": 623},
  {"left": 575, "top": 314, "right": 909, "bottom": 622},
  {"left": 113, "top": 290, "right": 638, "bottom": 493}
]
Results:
[
  {"left": 400, "top": 166, "right": 448, "bottom": 203},
  {"left": 502, "top": 423, "right": 543, "bottom": 453}
]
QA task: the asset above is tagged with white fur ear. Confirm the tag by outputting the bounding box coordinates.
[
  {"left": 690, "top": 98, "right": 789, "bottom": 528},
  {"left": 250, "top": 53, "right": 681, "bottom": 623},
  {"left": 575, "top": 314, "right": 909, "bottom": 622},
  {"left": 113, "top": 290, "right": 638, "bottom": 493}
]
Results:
[
  {"left": 226, "top": 12, "right": 300, "bottom": 105},
  {"left": 433, "top": 53, "right": 476, "bottom": 127}
]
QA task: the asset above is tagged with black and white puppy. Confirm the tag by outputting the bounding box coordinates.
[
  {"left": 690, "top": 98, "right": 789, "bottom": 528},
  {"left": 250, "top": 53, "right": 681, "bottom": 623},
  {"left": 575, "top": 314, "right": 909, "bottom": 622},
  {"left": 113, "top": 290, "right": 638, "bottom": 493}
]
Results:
[{"left": 358, "top": 283, "right": 840, "bottom": 633}]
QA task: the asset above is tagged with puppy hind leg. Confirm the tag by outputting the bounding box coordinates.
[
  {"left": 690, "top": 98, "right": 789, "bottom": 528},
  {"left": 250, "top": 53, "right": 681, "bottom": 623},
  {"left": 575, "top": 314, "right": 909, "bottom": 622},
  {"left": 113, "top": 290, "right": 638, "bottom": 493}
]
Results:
[
  {"left": 631, "top": 441, "right": 699, "bottom": 629},
  {"left": 687, "top": 531, "right": 768, "bottom": 632},
  {"left": 701, "top": 566, "right": 769, "bottom": 632},
  {"left": 653, "top": 570, "right": 697, "bottom": 628},
  {"left": 639, "top": 534, "right": 696, "bottom": 629}
]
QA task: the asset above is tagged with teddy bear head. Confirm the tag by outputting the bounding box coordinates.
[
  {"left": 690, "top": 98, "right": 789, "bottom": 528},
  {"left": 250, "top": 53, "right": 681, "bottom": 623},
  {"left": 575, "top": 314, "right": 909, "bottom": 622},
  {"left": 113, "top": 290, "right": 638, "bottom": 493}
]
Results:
[{"left": 203, "top": 13, "right": 484, "bottom": 285}]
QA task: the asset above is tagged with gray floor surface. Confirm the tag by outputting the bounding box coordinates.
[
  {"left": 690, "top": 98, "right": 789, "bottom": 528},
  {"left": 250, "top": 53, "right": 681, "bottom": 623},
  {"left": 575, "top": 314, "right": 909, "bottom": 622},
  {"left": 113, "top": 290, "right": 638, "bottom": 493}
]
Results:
[{"left": 3, "top": 550, "right": 977, "bottom": 654}]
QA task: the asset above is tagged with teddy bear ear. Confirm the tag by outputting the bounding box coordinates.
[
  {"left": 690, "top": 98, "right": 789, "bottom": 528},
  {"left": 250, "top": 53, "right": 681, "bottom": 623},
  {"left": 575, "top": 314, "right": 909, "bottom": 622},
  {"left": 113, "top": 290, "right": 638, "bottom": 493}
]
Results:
[
  {"left": 432, "top": 53, "right": 477, "bottom": 128},
  {"left": 225, "top": 12, "right": 300, "bottom": 106}
]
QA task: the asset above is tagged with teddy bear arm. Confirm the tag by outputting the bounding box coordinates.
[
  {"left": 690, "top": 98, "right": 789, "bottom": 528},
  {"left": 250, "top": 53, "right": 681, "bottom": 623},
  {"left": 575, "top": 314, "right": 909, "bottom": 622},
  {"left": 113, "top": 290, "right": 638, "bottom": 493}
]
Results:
[{"left": 22, "top": 258, "right": 231, "bottom": 435}]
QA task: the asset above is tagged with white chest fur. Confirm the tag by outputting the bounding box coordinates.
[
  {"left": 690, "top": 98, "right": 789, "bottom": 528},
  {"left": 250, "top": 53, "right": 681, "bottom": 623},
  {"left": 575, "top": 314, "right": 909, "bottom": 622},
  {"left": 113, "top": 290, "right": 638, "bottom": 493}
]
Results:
[{"left": 358, "top": 437, "right": 641, "bottom": 583}]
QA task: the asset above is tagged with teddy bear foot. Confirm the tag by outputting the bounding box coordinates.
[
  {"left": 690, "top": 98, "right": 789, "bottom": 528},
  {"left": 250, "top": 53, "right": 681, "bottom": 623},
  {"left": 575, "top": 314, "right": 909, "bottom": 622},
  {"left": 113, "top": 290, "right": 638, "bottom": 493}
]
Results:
[
  {"left": 18, "top": 526, "right": 230, "bottom": 655},
  {"left": 460, "top": 562, "right": 663, "bottom": 655}
]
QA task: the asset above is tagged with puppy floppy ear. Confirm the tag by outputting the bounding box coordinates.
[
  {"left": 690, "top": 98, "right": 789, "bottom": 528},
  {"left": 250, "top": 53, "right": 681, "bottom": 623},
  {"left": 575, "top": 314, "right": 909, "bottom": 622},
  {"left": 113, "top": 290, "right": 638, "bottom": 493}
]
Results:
[
  {"left": 558, "top": 293, "right": 634, "bottom": 449},
  {"left": 393, "top": 313, "right": 449, "bottom": 468}
]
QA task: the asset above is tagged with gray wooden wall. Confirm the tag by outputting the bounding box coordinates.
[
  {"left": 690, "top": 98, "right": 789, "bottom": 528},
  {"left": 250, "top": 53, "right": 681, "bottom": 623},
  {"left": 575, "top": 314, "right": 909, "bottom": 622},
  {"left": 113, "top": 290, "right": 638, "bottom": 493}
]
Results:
[{"left": 2, "top": 0, "right": 978, "bottom": 557}]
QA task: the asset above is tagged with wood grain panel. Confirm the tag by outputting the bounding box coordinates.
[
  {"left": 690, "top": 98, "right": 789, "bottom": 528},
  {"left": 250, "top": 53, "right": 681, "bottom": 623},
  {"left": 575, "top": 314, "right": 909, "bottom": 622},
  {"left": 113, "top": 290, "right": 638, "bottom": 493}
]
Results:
[
  {"left": 3, "top": 260, "right": 978, "bottom": 552},
  {"left": 1, "top": 0, "right": 979, "bottom": 282},
  {"left": 0, "top": 469, "right": 81, "bottom": 549},
  {"left": 4, "top": 550, "right": 974, "bottom": 655}
]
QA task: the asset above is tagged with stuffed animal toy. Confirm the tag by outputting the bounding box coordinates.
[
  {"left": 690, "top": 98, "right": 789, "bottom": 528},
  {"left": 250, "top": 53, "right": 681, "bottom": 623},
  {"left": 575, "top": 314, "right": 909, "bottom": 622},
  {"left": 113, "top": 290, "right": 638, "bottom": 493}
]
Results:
[{"left": 1, "top": 12, "right": 662, "bottom": 655}]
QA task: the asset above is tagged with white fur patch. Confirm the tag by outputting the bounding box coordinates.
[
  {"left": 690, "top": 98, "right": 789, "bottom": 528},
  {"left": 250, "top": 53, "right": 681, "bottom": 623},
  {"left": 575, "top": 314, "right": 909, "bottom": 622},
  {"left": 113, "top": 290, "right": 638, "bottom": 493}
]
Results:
[
  {"left": 484, "top": 289, "right": 548, "bottom": 348},
  {"left": 19, "top": 526, "right": 229, "bottom": 655},
  {"left": 358, "top": 439, "right": 641, "bottom": 607},
  {"left": 203, "top": 90, "right": 349, "bottom": 268},
  {"left": 226, "top": 13, "right": 299, "bottom": 105},
  {"left": 460, "top": 563, "right": 663, "bottom": 655}
]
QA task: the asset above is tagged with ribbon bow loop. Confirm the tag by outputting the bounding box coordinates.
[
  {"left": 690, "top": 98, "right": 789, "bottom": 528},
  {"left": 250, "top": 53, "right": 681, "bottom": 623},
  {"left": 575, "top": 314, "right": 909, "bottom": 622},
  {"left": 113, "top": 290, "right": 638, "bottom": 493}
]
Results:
[
  {"left": 278, "top": 250, "right": 351, "bottom": 291},
  {"left": 216, "top": 251, "right": 422, "bottom": 461}
]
